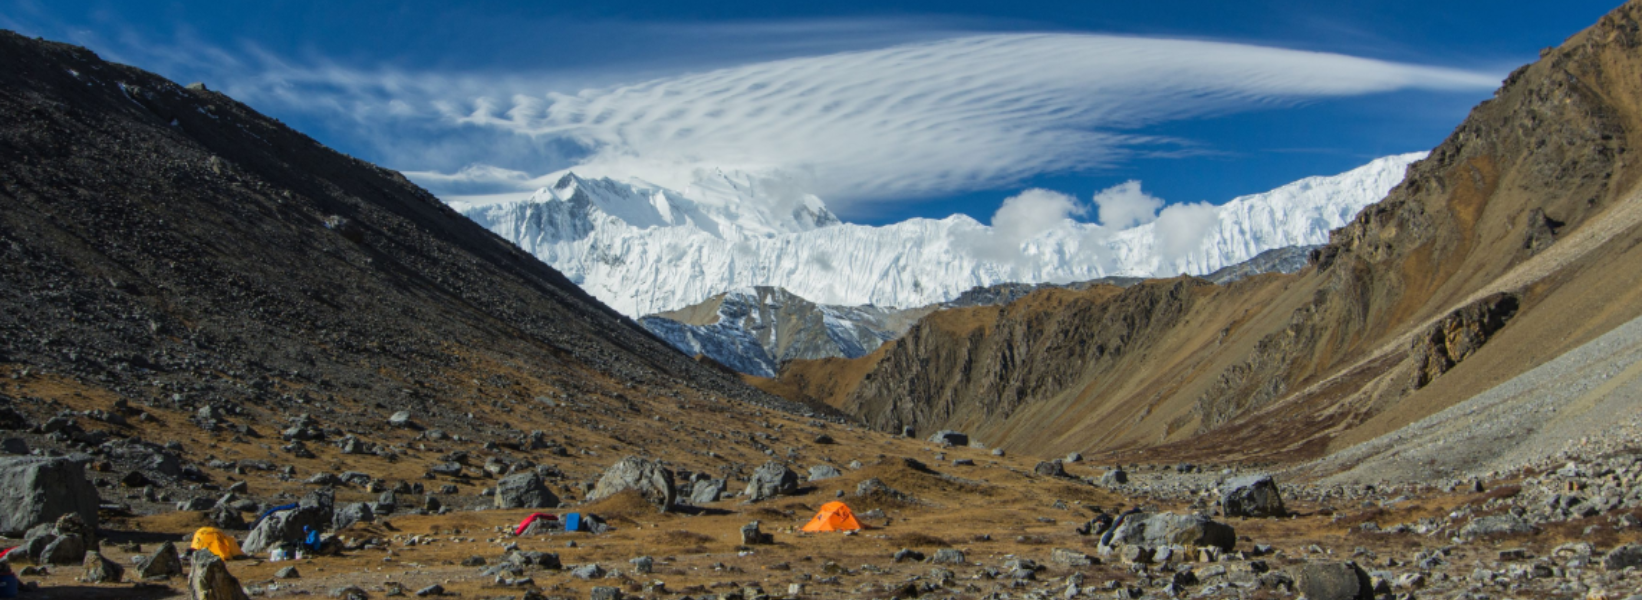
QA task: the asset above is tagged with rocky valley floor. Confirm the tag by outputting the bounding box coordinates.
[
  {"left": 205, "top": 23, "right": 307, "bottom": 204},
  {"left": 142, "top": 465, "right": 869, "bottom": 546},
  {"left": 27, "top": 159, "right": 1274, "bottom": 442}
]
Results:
[{"left": 0, "top": 365, "right": 1638, "bottom": 600}]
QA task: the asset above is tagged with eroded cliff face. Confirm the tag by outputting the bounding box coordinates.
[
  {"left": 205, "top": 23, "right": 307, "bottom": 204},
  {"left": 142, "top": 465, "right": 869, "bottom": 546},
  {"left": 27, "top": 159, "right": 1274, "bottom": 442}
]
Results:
[{"left": 778, "top": 1, "right": 1641, "bottom": 461}]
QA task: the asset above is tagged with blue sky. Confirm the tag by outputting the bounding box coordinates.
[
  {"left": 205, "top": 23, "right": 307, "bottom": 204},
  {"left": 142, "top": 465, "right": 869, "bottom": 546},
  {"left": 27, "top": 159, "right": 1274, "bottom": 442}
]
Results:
[{"left": 2, "top": 0, "right": 1622, "bottom": 225}]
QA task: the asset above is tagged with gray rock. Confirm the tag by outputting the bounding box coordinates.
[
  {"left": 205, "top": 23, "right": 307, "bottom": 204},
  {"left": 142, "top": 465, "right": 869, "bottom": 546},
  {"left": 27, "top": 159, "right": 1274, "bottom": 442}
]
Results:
[
  {"left": 0, "top": 456, "right": 100, "bottom": 536},
  {"left": 1102, "top": 512, "right": 1236, "bottom": 552},
  {"left": 587, "top": 456, "right": 675, "bottom": 510},
  {"left": 629, "top": 556, "right": 653, "bottom": 573},
  {"left": 1220, "top": 474, "right": 1287, "bottom": 518},
  {"left": 388, "top": 411, "right": 414, "bottom": 428},
  {"left": 930, "top": 548, "right": 966, "bottom": 565},
  {"left": 590, "top": 586, "right": 620, "bottom": 600},
  {"left": 741, "top": 520, "right": 773, "bottom": 545},
  {"left": 332, "top": 502, "right": 376, "bottom": 531},
  {"left": 1065, "top": 452, "right": 1083, "bottom": 463},
  {"left": 570, "top": 564, "right": 605, "bottom": 579},
  {"left": 243, "top": 505, "right": 329, "bottom": 554},
  {"left": 1606, "top": 544, "right": 1640, "bottom": 570},
  {"left": 495, "top": 472, "right": 561, "bottom": 509},
  {"left": 40, "top": 533, "right": 86, "bottom": 565},
  {"left": 893, "top": 548, "right": 924, "bottom": 562},
  {"left": 1099, "top": 469, "right": 1128, "bottom": 486},
  {"left": 1050, "top": 548, "right": 1096, "bottom": 566},
  {"left": 807, "top": 465, "right": 842, "bottom": 481},
  {"left": 928, "top": 430, "right": 968, "bottom": 447},
  {"left": 79, "top": 550, "right": 123, "bottom": 583},
  {"left": 1035, "top": 460, "right": 1068, "bottom": 477},
  {"left": 414, "top": 584, "right": 444, "bottom": 597},
  {"left": 689, "top": 478, "right": 726, "bottom": 504},
  {"left": 1294, "top": 561, "right": 1373, "bottom": 600},
  {"left": 189, "top": 551, "right": 250, "bottom": 600},
  {"left": 1459, "top": 514, "right": 1534, "bottom": 538},
  {"left": 275, "top": 565, "right": 300, "bottom": 579},
  {"left": 135, "top": 541, "right": 184, "bottom": 579},
  {"left": 743, "top": 461, "right": 799, "bottom": 502},
  {"left": 207, "top": 505, "right": 246, "bottom": 530}
]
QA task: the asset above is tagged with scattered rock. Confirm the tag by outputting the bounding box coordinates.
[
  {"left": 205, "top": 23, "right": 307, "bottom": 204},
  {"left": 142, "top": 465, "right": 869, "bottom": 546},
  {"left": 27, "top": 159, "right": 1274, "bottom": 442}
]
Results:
[
  {"left": 189, "top": 551, "right": 250, "bottom": 600},
  {"left": 1294, "top": 561, "right": 1374, "bottom": 600},
  {"left": 135, "top": 541, "right": 184, "bottom": 579},
  {"left": 1605, "top": 544, "right": 1640, "bottom": 570},
  {"left": 1050, "top": 548, "right": 1096, "bottom": 567},
  {"left": 930, "top": 548, "right": 966, "bottom": 565},
  {"left": 587, "top": 456, "right": 676, "bottom": 510},
  {"left": 741, "top": 520, "right": 773, "bottom": 545},
  {"left": 275, "top": 566, "right": 300, "bottom": 579},
  {"left": 928, "top": 430, "right": 968, "bottom": 447},
  {"left": 1034, "top": 460, "right": 1068, "bottom": 478},
  {"left": 79, "top": 550, "right": 123, "bottom": 583},
  {"left": 1102, "top": 512, "right": 1236, "bottom": 552},
  {"left": 743, "top": 461, "right": 799, "bottom": 502},
  {"left": 496, "top": 472, "right": 561, "bottom": 509},
  {"left": 807, "top": 465, "right": 842, "bottom": 481},
  {"left": 1459, "top": 514, "right": 1534, "bottom": 538},
  {"left": 0, "top": 456, "right": 100, "bottom": 536},
  {"left": 1220, "top": 474, "right": 1287, "bottom": 518}
]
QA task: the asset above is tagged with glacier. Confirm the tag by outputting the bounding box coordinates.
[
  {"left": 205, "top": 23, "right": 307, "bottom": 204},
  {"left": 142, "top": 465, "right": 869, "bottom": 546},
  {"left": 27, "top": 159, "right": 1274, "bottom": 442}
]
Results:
[{"left": 456, "top": 153, "right": 1425, "bottom": 317}]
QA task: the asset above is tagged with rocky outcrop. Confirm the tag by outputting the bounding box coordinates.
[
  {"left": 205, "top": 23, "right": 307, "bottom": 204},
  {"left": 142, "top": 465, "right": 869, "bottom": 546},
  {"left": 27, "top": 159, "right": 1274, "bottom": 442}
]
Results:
[
  {"left": 1101, "top": 512, "right": 1236, "bottom": 552},
  {"left": 0, "top": 456, "right": 100, "bottom": 536},
  {"left": 588, "top": 457, "right": 676, "bottom": 510},
  {"left": 1408, "top": 293, "right": 1519, "bottom": 390},
  {"left": 495, "top": 472, "right": 560, "bottom": 510},
  {"left": 1220, "top": 474, "right": 1287, "bottom": 518},
  {"left": 243, "top": 506, "right": 328, "bottom": 555},
  {"left": 744, "top": 462, "right": 799, "bottom": 502},
  {"left": 188, "top": 551, "right": 250, "bottom": 600}
]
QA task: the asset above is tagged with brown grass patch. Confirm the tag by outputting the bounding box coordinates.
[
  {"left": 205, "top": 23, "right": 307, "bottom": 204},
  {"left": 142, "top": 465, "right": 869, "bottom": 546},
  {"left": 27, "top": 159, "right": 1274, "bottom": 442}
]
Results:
[
  {"left": 656, "top": 530, "right": 715, "bottom": 547},
  {"left": 887, "top": 532, "right": 951, "bottom": 548}
]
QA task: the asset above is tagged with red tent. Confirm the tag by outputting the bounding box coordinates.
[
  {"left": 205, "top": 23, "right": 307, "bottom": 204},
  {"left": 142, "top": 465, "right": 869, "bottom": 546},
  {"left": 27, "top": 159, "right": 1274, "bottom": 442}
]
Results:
[{"left": 515, "top": 512, "right": 558, "bottom": 536}]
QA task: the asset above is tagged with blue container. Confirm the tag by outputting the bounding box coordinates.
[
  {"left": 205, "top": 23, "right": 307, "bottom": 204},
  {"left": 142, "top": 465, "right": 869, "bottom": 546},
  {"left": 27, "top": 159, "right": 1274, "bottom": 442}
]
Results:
[
  {"left": 0, "top": 573, "right": 19, "bottom": 598},
  {"left": 564, "top": 512, "right": 581, "bottom": 533}
]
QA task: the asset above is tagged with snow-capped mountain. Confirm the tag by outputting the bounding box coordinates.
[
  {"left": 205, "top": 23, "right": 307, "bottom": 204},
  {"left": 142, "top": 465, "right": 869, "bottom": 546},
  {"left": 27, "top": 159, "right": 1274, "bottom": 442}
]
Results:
[{"left": 457, "top": 153, "right": 1424, "bottom": 317}]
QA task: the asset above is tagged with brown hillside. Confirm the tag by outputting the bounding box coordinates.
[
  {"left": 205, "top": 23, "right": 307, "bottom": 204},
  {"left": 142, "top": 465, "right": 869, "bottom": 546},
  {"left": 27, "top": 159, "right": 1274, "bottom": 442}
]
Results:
[{"left": 771, "top": 0, "right": 1642, "bottom": 463}]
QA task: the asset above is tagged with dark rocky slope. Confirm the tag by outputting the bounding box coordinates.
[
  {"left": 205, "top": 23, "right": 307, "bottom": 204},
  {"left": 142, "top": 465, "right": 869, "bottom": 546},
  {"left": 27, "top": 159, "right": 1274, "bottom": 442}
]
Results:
[
  {"left": 774, "top": 1, "right": 1641, "bottom": 462},
  {"left": 0, "top": 30, "right": 826, "bottom": 441}
]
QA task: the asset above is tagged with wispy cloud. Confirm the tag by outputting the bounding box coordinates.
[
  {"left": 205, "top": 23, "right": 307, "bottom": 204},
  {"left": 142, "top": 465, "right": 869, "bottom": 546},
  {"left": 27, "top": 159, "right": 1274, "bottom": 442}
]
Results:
[{"left": 4, "top": 11, "right": 1501, "bottom": 211}]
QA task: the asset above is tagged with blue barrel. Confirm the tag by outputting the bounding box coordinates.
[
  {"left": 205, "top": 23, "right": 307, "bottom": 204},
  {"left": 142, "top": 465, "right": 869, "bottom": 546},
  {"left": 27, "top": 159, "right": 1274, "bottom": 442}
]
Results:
[{"left": 564, "top": 512, "right": 581, "bottom": 533}]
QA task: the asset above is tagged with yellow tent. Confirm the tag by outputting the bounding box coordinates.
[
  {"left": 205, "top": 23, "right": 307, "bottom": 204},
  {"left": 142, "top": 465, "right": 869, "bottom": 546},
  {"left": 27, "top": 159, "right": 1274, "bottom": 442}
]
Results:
[
  {"left": 801, "top": 501, "right": 864, "bottom": 533},
  {"left": 190, "top": 527, "right": 244, "bottom": 560}
]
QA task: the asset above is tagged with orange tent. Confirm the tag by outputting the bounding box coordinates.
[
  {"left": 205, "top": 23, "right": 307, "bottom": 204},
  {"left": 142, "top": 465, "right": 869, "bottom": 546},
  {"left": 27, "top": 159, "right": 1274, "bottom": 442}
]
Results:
[
  {"left": 190, "top": 527, "right": 243, "bottom": 560},
  {"left": 801, "top": 501, "right": 863, "bottom": 533}
]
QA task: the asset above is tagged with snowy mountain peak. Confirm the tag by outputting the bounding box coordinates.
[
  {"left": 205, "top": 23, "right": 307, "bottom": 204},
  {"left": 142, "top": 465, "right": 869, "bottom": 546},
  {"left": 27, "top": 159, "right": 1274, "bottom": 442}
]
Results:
[{"left": 459, "top": 154, "right": 1425, "bottom": 317}]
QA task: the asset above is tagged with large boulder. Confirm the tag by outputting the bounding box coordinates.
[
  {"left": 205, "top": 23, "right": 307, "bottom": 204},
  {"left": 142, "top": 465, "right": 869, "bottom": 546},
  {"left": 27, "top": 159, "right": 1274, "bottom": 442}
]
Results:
[
  {"left": 689, "top": 478, "right": 727, "bottom": 504},
  {"left": 587, "top": 456, "right": 676, "bottom": 510},
  {"left": 242, "top": 505, "right": 329, "bottom": 555},
  {"left": 927, "top": 430, "right": 968, "bottom": 447},
  {"left": 1220, "top": 474, "right": 1287, "bottom": 518},
  {"left": 135, "top": 541, "right": 184, "bottom": 579},
  {"left": 189, "top": 550, "right": 251, "bottom": 600},
  {"left": 1101, "top": 512, "right": 1236, "bottom": 552},
  {"left": 743, "top": 461, "right": 799, "bottom": 503},
  {"left": 1034, "top": 460, "right": 1068, "bottom": 477},
  {"left": 1294, "top": 561, "right": 1374, "bottom": 600},
  {"left": 495, "top": 472, "right": 561, "bottom": 509},
  {"left": 807, "top": 465, "right": 842, "bottom": 481},
  {"left": 332, "top": 502, "right": 376, "bottom": 531},
  {"left": 0, "top": 456, "right": 100, "bottom": 536}
]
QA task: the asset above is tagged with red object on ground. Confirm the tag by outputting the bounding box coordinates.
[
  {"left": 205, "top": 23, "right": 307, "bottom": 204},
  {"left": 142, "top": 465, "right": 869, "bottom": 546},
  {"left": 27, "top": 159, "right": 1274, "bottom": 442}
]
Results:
[{"left": 515, "top": 512, "right": 557, "bottom": 536}]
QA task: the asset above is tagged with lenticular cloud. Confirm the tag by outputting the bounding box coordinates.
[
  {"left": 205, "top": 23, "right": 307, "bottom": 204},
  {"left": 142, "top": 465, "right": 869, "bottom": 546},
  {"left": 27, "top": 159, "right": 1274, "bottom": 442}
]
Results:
[{"left": 439, "top": 33, "right": 1497, "bottom": 203}]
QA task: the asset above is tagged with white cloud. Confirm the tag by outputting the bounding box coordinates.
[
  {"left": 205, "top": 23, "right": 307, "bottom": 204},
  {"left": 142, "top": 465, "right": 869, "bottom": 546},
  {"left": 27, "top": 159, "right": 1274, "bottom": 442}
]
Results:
[
  {"left": 956, "top": 188, "right": 1084, "bottom": 263},
  {"left": 1093, "top": 180, "right": 1165, "bottom": 231},
  {"left": 1154, "top": 202, "right": 1222, "bottom": 261},
  {"left": 22, "top": 15, "right": 1500, "bottom": 211}
]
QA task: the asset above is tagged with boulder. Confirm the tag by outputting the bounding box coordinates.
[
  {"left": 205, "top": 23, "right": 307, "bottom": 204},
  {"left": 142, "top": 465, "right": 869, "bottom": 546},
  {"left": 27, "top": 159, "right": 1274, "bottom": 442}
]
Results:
[
  {"left": 242, "top": 505, "right": 329, "bottom": 555},
  {"left": 40, "top": 534, "right": 86, "bottom": 565},
  {"left": 1034, "top": 460, "right": 1068, "bottom": 477},
  {"left": 388, "top": 411, "right": 415, "bottom": 428},
  {"left": 743, "top": 461, "right": 798, "bottom": 502},
  {"left": 689, "top": 478, "right": 726, "bottom": 504},
  {"left": 0, "top": 456, "right": 100, "bottom": 536},
  {"left": 332, "top": 502, "right": 376, "bottom": 531},
  {"left": 79, "top": 550, "right": 123, "bottom": 583},
  {"left": 807, "top": 465, "right": 842, "bottom": 482},
  {"left": 927, "top": 430, "right": 968, "bottom": 447},
  {"left": 1294, "top": 561, "right": 1374, "bottom": 600},
  {"left": 189, "top": 551, "right": 250, "bottom": 600},
  {"left": 1099, "top": 469, "right": 1128, "bottom": 486},
  {"left": 1220, "top": 474, "right": 1287, "bottom": 518},
  {"left": 740, "top": 521, "right": 772, "bottom": 545},
  {"left": 1459, "top": 514, "right": 1534, "bottom": 539},
  {"left": 587, "top": 456, "right": 675, "bottom": 510},
  {"left": 135, "top": 541, "right": 184, "bottom": 579},
  {"left": 930, "top": 548, "right": 966, "bottom": 565},
  {"left": 1050, "top": 548, "right": 1096, "bottom": 567},
  {"left": 207, "top": 505, "right": 246, "bottom": 530},
  {"left": 1102, "top": 512, "right": 1235, "bottom": 552},
  {"left": 1605, "top": 544, "right": 1640, "bottom": 570},
  {"left": 495, "top": 472, "right": 561, "bottom": 509}
]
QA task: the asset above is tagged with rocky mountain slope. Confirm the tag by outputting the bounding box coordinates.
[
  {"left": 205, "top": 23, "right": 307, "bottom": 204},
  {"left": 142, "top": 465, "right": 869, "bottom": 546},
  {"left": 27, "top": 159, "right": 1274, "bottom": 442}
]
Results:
[
  {"left": 460, "top": 154, "right": 1422, "bottom": 316},
  {"left": 644, "top": 246, "right": 1304, "bottom": 377},
  {"left": 0, "top": 28, "right": 856, "bottom": 513},
  {"left": 764, "top": 1, "right": 1642, "bottom": 472}
]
